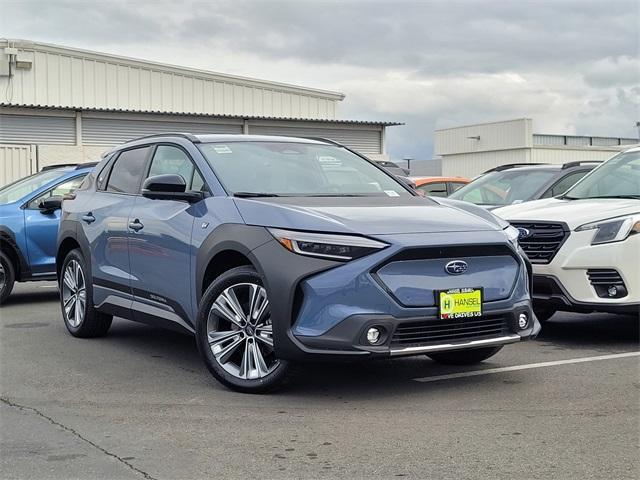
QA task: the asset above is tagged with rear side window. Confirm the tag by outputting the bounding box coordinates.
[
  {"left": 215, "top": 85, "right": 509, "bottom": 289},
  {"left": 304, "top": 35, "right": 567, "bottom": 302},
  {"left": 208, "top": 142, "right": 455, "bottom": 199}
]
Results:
[
  {"left": 106, "top": 147, "right": 150, "bottom": 194},
  {"left": 449, "top": 181, "right": 466, "bottom": 193},
  {"left": 543, "top": 170, "right": 589, "bottom": 198},
  {"left": 418, "top": 182, "right": 448, "bottom": 197}
]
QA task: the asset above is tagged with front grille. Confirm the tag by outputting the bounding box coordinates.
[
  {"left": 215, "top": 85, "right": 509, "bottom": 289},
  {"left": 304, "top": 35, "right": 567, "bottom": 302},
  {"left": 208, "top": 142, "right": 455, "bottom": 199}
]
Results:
[
  {"left": 586, "top": 269, "right": 623, "bottom": 286},
  {"left": 510, "top": 222, "right": 568, "bottom": 264},
  {"left": 390, "top": 316, "right": 509, "bottom": 346}
]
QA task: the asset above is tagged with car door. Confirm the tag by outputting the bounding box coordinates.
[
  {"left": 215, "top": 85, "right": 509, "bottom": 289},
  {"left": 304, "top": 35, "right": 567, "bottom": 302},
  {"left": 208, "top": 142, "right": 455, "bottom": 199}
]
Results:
[
  {"left": 23, "top": 175, "right": 86, "bottom": 275},
  {"left": 128, "top": 144, "right": 206, "bottom": 331},
  {"left": 81, "top": 146, "right": 151, "bottom": 309}
]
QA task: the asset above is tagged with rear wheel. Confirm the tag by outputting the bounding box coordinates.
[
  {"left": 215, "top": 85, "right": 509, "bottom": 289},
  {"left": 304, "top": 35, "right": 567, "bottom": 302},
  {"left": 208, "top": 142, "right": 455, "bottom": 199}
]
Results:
[
  {"left": 196, "top": 266, "right": 295, "bottom": 393},
  {"left": 60, "top": 249, "right": 112, "bottom": 337},
  {"left": 0, "top": 251, "right": 16, "bottom": 304},
  {"left": 427, "top": 346, "right": 503, "bottom": 365}
]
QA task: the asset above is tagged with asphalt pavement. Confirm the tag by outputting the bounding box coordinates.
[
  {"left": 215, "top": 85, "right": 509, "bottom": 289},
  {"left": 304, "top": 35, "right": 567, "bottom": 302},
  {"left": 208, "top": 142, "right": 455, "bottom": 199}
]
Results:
[{"left": 1, "top": 282, "right": 639, "bottom": 480}]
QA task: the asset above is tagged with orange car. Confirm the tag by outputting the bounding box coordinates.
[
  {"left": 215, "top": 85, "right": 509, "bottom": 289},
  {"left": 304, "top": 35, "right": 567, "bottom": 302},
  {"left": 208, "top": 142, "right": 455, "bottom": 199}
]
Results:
[{"left": 410, "top": 176, "right": 470, "bottom": 197}]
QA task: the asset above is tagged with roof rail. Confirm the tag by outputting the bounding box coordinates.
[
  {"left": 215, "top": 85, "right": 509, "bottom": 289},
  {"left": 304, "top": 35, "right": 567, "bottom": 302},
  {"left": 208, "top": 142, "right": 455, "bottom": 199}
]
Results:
[
  {"left": 561, "top": 160, "right": 603, "bottom": 170},
  {"left": 124, "top": 132, "right": 201, "bottom": 144},
  {"left": 483, "top": 163, "right": 550, "bottom": 173},
  {"left": 41, "top": 162, "right": 97, "bottom": 171},
  {"left": 296, "top": 136, "right": 345, "bottom": 147}
]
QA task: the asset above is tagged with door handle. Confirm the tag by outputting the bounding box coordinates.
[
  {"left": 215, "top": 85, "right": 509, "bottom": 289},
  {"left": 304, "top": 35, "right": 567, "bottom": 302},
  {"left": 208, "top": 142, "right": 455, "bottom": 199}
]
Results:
[
  {"left": 129, "top": 219, "right": 144, "bottom": 232},
  {"left": 81, "top": 213, "right": 95, "bottom": 224}
]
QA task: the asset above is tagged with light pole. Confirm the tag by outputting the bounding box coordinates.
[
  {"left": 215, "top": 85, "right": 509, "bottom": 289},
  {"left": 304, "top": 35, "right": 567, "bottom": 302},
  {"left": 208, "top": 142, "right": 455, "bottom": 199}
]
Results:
[{"left": 403, "top": 156, "right": 413, "bottom": 174}]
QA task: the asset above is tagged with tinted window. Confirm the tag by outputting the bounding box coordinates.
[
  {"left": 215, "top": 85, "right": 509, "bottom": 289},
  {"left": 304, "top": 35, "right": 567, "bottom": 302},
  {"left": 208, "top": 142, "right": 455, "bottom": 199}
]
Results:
[
  {"left": 543, "top": 171, "right": 589, "bottom": 198},
  {"left": 27, "top": 175, "right": 86, "bottom": 209},
  {"left": 417, "top": 182, "right": 448, "bottom": 197},
  {"left": 449, "top": 181, "right": 466, "bottom": 193},
  {"left": 106, "top": 147, "right": 150, "bottom": 194},
  {"left": 147, "top": 145, "right": 205, "bottom": 191}
]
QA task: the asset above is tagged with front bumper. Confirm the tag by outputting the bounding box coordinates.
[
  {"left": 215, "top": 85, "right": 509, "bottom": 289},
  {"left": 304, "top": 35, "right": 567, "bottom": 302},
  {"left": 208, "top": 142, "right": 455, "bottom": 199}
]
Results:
[
  {"left": 531, "top": 230, "right": 640, "bottom": 315},
  {"left": 252, "top": 230, "right": 538, "bottom": 361}
]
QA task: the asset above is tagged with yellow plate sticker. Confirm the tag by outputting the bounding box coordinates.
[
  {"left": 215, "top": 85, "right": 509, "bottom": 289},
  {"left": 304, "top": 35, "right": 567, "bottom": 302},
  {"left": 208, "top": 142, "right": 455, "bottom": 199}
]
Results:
[{"left": 439, "top": 288, "right": 482, "bottom": 319}]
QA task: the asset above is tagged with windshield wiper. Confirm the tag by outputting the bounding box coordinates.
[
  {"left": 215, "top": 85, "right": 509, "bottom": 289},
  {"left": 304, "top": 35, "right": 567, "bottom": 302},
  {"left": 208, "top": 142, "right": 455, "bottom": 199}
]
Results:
[
  {"left": 561, "top": 194, "right": 640, "bottom": 200},
  {"left": 233, "top": 192, "right": 281, "bottom": 198}
]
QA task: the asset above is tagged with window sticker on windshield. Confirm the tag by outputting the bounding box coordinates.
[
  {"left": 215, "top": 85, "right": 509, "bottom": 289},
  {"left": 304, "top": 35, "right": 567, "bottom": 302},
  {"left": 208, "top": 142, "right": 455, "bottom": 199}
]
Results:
[
  {"left": 213, "top": 145, "right": 232, "bottom": 154},
  {"left": 318, "top": 156, "right": 342, "bottom": 166},
  {"left": 385, "top": 190, "right": 400, "bottom": 197}
]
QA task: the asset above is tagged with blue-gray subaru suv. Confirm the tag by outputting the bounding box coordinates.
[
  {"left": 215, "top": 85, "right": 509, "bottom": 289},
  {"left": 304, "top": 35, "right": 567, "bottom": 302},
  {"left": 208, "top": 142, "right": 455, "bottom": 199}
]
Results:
[{"left": 57, "top": 133, "right": 539, "bottom": 393}]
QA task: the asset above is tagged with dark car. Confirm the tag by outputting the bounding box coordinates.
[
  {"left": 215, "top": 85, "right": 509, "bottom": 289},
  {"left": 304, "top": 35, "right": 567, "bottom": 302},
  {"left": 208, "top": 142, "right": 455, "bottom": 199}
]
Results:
[
  {"left": 449, "top": 161, "right": 600, "bottom": 209},
  {"left": 56, "top": 134, "right": 538, "bottom": 393}
]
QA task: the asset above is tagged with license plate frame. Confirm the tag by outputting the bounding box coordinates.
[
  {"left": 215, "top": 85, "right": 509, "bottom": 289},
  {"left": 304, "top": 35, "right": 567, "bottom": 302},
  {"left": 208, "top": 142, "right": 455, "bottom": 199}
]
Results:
[{"left": 437, "top": 287, "right": 483, "bottom": 320}]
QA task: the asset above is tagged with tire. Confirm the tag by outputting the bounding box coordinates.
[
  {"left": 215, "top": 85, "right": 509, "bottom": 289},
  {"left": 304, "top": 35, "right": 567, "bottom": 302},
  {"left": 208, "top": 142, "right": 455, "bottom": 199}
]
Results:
[
  {"left": 534, "top": 308, "right": 556, "bottom": 323},
  {"left": 0, "top": 251, "right": 16, "bottom": 304},
  {"left": 59, "top": 249, "right": 112, "bottom": 338},
  {"left": 196, "top": 265, "right": 296, "bottom": 394},
  {"left": 427, "top": 346, "right": 503, "bottom": 365}
]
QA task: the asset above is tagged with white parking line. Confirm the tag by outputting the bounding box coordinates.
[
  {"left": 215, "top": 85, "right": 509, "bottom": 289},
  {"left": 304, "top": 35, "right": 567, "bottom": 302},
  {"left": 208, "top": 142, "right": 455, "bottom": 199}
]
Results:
[{"left": 413, "top": 351, "right": 640, "bottom": 383}]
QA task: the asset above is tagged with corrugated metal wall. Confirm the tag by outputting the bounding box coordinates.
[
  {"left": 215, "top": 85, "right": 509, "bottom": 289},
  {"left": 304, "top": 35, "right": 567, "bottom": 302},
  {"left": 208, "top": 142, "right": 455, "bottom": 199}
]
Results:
[
  {"left": 1, "top": 42, "right": 341, "bottom": 120},
  {"left": 529, "top": 148, "right": 619, "bottom": 164},
  {"left": 0, "top": 114, "right": 76, "bottom": 144},
  {"left": 82, "top": 117, "right": 243, "bottom": 145},
  {"left": 0, "top": 144, "right": 36, "bottom": 186},
  {"left": 441, "top": 149, "right": 530, "bottom": 177},
  {"left": 249, "top": 124, "right": 382, "bottom": 155},
  {"left": 435, "top": 119, "right": 532, "bottom": 156}
]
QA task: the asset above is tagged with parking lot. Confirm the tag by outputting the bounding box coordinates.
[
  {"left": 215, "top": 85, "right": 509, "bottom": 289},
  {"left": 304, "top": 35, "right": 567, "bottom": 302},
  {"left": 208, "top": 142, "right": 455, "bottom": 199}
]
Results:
[{"left": 0, "top": 282, "right": 637, "bottom": 480}]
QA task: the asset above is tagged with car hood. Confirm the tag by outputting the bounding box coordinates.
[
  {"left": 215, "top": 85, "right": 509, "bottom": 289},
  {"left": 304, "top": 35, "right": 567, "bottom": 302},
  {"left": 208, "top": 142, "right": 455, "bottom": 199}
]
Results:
[
  {"left": 234, "top": 196, "right": 503, "bottom": 235},
  {"left": 494, "top": 197, "right": 640, "bottom": 229}
]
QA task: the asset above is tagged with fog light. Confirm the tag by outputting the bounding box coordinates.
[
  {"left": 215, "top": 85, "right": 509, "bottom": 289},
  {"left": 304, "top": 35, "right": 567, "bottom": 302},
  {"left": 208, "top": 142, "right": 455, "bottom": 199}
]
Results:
[
  {"left": 607, "top": 285, "right": 618, "bottom": 297},
  {"left": 518, "top": 313, "right": 528, "bottom": 329},
  {"left": 366, "top": 327, "right": 381, "bottom": 345}
]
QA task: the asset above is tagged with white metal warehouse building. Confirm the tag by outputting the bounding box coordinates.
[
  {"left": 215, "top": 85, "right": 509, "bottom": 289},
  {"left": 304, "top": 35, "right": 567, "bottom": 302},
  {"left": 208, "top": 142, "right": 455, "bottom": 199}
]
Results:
[
  {"left": 435, "top": 118, "right": 638, "bottom": 177},
  {"left": 0, "top": 39, "right": 399, "bottom": 185}
]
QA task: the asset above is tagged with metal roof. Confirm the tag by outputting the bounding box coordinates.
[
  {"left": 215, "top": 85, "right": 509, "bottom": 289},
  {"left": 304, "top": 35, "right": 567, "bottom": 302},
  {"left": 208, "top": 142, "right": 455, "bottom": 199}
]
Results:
[{"left": 0, "top": 103, "right": 403, "bottom": 127}]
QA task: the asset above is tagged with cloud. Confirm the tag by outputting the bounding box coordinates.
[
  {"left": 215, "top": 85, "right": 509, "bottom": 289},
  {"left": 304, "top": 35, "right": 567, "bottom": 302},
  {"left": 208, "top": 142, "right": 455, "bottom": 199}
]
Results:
[{"left": 1, "top": 0, "right": 638, "bottom": 158}]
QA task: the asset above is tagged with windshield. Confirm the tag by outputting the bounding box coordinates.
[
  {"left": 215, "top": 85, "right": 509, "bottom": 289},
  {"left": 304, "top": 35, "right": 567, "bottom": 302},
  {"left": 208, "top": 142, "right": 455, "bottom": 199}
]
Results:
[
  {"left": 199, "top": 142, "right": 411, "bottom": 197},
  {"left": 563, "top": 151, "right": 640, "bottom": 199},
  {"left": 0, "top": 170, "right": 66, "bottom": 205},
  {"left": 449, "top": 169, "right": 557, "bottom": 206}
]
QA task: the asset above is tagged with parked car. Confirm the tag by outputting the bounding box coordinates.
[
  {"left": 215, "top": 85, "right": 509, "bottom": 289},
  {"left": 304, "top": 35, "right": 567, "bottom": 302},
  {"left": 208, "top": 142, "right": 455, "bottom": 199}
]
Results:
[
  {"left": 495, "top": 148, "right": 639, "bottom": 321},
  {"left": 449, "top": 161, "right": 600, "bottom": 209},
  {"left": 56, "top": 134, "right": 539, "bottom": 393},
  {"left": 411, "top": 176, "right": 470, "bottom": 197},
  {"left": 0, "top": 163, "right": 96, "bottom": 303},
  {"left": 375, "top": 160, "right": 410, "bottom": 177}
]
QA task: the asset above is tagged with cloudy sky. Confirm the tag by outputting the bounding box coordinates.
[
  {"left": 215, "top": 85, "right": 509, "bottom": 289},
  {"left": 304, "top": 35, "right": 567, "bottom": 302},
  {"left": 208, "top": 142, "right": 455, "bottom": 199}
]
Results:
[{"left": 1, "top": 0, "right": 638, "bottom": 159}]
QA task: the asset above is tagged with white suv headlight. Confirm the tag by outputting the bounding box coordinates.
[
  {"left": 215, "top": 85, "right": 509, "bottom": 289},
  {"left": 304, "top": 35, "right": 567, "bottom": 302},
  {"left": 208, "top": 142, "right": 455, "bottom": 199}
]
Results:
[
  {"left": 268, "top": 228, "right": 388, "bottom": 261},
  {"left": 576, "top": 214, "right": 640, "bottom": 245}
]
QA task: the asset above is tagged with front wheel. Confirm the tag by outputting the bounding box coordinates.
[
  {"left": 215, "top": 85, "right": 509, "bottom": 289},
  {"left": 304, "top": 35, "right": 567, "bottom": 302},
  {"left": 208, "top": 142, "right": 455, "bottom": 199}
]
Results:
[
  {"left": 60, "top": 249, "right": 112, "bottom": 337},
  {"left": 427, "top": 346, "right": 503, "bottom": 365},
  {"left": 0, "top": 251, "right": 16, "bottom": 304},
  {"left": 196, "top": 266, "right": 296, "bottom": 393}
]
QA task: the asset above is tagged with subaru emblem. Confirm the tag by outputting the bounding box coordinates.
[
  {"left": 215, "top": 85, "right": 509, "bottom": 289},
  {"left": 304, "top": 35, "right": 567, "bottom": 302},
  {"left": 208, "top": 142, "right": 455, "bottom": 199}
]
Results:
[
  {"left": 445, "top": 260, "right": 468, "bottom": 275},
  {"left": 517, "top": 227, "right": 531, "bottom": 239}
]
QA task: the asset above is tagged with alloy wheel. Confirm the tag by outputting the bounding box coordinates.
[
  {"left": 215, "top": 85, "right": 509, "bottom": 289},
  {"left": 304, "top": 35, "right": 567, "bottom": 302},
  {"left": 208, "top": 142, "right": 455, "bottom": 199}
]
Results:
[
  {"left": 207, "top": 282, "right": 279, "bottom": 380},
  {"left": 62, "top": 260, "right": 86, "bottom": 328}
]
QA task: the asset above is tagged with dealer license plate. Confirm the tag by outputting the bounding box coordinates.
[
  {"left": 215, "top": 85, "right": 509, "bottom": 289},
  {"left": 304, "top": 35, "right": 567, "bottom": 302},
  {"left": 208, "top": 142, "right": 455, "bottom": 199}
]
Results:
[{"left": 438, "top": 288, "right": 482, "bottom": 320}]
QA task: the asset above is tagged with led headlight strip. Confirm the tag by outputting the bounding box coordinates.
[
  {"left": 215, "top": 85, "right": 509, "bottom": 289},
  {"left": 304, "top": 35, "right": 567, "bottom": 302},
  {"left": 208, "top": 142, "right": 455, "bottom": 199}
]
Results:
[{"left": 268, "top": 228, "right": 388, "bottom": 261}]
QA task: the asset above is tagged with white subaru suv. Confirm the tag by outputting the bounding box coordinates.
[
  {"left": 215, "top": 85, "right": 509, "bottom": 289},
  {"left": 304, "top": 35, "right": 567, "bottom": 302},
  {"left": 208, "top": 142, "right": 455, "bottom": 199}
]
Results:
[{"left": 494, "top": 147, "right": 640, "bottom": 321}]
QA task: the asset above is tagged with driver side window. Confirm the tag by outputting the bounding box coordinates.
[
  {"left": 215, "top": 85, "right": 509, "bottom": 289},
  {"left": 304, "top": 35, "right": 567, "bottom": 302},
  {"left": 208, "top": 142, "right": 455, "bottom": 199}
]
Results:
[
  {"left": 147, "top": 145, "right": 205, "bottom": 191},
  {"left": 27, "top": 176, "right": 86, "bottom": 210}
]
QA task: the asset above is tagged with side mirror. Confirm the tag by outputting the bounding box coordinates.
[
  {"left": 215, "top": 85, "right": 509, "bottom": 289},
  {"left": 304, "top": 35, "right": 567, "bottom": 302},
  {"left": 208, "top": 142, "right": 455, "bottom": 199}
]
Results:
[
  {"left": 39, "top": 195, "right": 63, "bottom": 214},
  {"left": 142, "top": 174, "right": 203, "bottom": 203}
]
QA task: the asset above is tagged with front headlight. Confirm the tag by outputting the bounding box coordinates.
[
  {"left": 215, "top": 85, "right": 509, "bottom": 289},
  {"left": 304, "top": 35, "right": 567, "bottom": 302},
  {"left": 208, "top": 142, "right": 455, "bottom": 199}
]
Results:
[
  {"left": 576, "top": 214, "right": 640, "bottom": 245},
  {"left": 504, "top": 225, "right": 520, "bottom": 248},
  {"left": 268, "top": 228, "right": 388, "bottom": 261}
]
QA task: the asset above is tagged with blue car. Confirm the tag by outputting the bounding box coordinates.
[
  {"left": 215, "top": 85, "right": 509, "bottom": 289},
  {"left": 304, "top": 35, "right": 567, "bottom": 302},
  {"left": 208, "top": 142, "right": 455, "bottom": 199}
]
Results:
[
  {"left": 57, "top": 134, "right": 539, "bottom": 393},
  {"left": 0, "top": 163, "right": 95, "bottom": 303}
]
